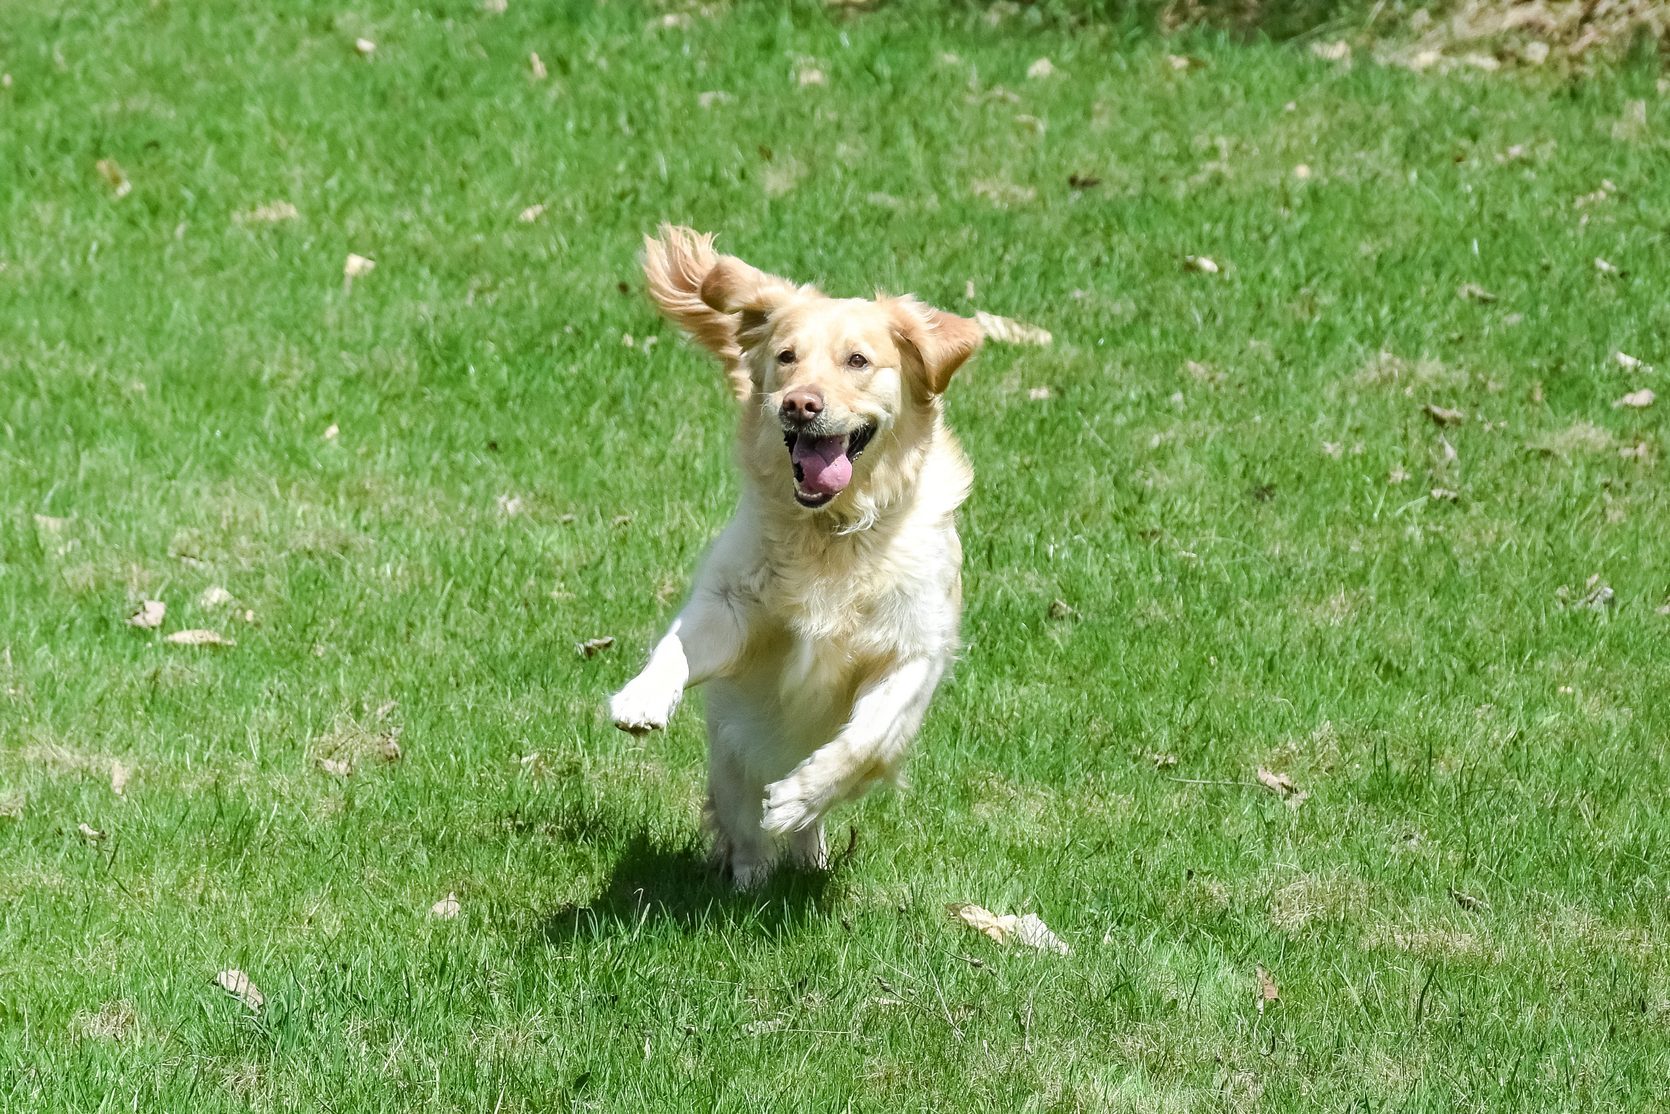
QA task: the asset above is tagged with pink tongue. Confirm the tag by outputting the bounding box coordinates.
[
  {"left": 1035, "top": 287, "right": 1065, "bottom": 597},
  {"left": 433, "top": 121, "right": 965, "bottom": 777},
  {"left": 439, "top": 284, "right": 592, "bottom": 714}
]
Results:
[{"left": 791, "top": 435, "right": 852, "bottom": 496}]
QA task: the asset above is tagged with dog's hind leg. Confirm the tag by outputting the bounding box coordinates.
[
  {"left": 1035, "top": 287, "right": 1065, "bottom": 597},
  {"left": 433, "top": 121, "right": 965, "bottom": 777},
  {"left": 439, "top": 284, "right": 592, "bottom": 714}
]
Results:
[{"left": 703, "top": 706, "right": 776, "bottom": 889}]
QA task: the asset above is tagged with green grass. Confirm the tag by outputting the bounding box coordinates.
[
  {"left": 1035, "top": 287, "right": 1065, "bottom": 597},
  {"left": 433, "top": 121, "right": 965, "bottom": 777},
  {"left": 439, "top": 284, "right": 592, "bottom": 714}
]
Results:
[{"left": 3, "top": 1, "right": 1669, "bottom": 1109}]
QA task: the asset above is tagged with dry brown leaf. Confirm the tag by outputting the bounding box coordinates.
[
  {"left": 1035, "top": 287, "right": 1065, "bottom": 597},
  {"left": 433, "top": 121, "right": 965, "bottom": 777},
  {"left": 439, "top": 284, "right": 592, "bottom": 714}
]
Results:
[
  {"left": 77, "top": 822, "right": 105, "bottom": 842},
  {"left": 1026, "top": 57, "right": 1055, "bottom": 79},
  {"left": 1615, "top": 388, "right": 1655, "bottom": 409},
  {"left": 95, "top": 159, "right": 132, "bottom": 199},
  {"left": 317, "top": 757, "right": 352, "bottom": 778},
  {"left": 1422, "top": 403, "right": 1466, "bottom": 426},
  {"left": 430, "top": 892, "right": 461, "bottom": 919},
  {"left": 517, "top": 203, "right": 545, "bottom": 223},
  {"left": 1450, "top": 887, "right": 1488, "bottom": 911},
  {"left": 214, "top": 969, "right": 264, "bottom": 1012},
  {"left": 1166, "top": 53, "right": 1206, "bottom": 70},
  {"left": 111, "top": 761, "right": 131, "bottom": 797},
  {"left": 1047, "top": 599, "right": 1076, "bottom": 620},
  {"left": 236, "top": 200, "right": 298, "bottom": 225},
  {"left": 1255, "top": 767, "right": 1297, "bottom": 796},
  {"left": 379, "top": 737, "right": 403, "bottom": 763},
  {"left": 1183, "top": 255, "right": 1220, "bottom": 274},
  {"left": 343, "top": 253, "right": 376, "bottom": 280},
  {"left": 165, "top": 629, "right": 234, "bottom": 647},
  {"left": 947, "top": 903, "right": 1070, "bottom": 955},
  {"left": 975, "top": 312, "right": 1052, "bottom": 346},
  {"left": 1256, "top": 966, "right": 1279, "bottom": 1014},
  {"left": 576, "top": 636, "right": 615, "bottom": 658},
  {"left": 199, "top": 586, "right": 235, "bottom": 608},
  {"left": 128, "top": 600, "right": 166, "bottom": 629}
]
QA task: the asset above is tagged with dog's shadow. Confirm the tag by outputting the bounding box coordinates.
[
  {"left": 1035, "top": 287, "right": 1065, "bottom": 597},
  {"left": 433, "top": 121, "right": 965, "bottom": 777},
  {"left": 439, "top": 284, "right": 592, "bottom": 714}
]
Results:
[{"left": 533, "top": 829, "right": 853, "bottom": 946}]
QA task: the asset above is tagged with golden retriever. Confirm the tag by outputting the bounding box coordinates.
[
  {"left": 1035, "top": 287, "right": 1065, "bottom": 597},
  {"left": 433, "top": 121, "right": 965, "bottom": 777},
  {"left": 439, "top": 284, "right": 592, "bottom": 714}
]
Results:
[{"left": 608, "top": 226, "right": 982, "bottom": 887}]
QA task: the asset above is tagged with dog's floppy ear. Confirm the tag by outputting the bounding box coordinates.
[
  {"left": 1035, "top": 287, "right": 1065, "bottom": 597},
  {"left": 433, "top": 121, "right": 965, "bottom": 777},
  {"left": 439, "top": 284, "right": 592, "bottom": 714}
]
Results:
[
  {"left": 701, "top": 257, "right": 797, "bottom": 317},
  {"left": 886, "top": 296, "right": 983, "bottom": 396}
]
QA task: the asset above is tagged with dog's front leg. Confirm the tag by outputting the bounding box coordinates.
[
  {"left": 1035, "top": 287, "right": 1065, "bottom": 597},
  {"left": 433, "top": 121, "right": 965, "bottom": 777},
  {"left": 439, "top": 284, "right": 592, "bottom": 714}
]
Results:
[
  {"left": 609, "top": 587, "right": 748, "bottom": 734},
  {"left": 761, "top": 656, "right": 944, "bottom": 836}
]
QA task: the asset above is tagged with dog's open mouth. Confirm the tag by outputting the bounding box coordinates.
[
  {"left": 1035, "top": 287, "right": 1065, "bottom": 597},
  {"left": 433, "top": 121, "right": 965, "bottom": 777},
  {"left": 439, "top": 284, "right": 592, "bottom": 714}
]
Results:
[{"left": 784, "top": 424, "right": 876, "bottom": 508}]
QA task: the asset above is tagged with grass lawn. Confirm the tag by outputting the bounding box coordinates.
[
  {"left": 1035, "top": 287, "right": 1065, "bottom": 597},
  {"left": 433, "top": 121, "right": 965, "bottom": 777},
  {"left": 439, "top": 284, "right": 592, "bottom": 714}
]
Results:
[{"left": 3, "top": 1, "right": 1669, "bottom": 1108}]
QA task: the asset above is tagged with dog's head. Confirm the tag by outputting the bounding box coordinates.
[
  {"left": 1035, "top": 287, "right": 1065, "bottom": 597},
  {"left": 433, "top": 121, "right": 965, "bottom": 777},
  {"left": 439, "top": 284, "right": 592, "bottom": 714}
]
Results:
[{"left": 698, "top": 254, "right": 981, "bottom": 513}]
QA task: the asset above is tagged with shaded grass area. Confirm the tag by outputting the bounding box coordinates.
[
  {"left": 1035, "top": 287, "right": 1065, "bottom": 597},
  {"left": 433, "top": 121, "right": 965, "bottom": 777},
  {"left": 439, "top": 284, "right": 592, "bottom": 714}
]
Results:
[{"left": 2, "top": 1, "right": 1668, "bottom": 1109}]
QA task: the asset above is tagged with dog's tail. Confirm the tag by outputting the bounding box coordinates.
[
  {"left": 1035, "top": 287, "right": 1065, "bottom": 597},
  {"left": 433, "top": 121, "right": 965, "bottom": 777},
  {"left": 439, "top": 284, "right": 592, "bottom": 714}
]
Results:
[{"left": 643, "top": 225, "right": 749, "bottom": 399}]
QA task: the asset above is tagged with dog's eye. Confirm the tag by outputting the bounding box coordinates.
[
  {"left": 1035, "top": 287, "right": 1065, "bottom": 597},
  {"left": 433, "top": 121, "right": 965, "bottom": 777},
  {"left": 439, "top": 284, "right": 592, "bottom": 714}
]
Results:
[
  {"left": 846, "top": 353, "right": 869, "bottom": 370},
  {"left": 777, "top": 349, "right": 796, "bottom": 365}
]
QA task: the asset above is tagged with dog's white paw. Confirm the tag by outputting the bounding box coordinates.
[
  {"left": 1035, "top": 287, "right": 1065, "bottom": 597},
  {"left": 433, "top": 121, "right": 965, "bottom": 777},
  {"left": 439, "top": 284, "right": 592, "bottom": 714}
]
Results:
[
  {"left": 761, "top": 776, "right": 829, "bottom": 837},
  {"left": 608, "top": 678, "right": 681, "bottom": 734}
]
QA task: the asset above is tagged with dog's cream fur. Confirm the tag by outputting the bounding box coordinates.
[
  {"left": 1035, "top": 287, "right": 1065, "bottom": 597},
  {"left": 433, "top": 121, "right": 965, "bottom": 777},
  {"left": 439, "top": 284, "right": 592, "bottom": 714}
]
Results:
[{"left": 609, "top": 226, "right": 982, "bottom": 888}]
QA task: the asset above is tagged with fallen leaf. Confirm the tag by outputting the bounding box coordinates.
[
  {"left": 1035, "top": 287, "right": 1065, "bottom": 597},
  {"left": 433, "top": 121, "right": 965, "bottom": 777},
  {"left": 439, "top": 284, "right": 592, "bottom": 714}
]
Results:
[
  {"left": 975, "top": 312, "right": 1052, "bottom": 346},
  {"left": 1166, "top": 53, "right": 1205, "bottom": 70},
  {"left": 379, "top": 737, "right": 402, "bottom": 763},
  {"left": 110, "top": 762, "right": 130, "bottom": 797},
  {"left": 529, "top": 51, "right": 547, "bottom": 80},
  {"left": 1521, "top": 40, "right": 1550, "bottom": 64},
  {"left": 164, "top": 629, "right": 234, "bottom": 647},
  {"left": 1457, "top": 283, "right": 1497, "bottom": 303},
  {"left": 214, "top": 969, "right": 264, "bottom": 1012},
  {"left": 1067, "top": 173, "right": 1102, "bottom": 190},
  {"left": 1026, "top": 57, "right": 1055, "bottom": 79},
  {"left": 343, "top": 253, "right": 376, "bottom": 281},
  {"left": 947, "top": 903, "right": 1070, "bottom": 955},
  {"left": 1151, "top": 752, "right": 1179, "bottom": 768},
  {"left": 199, "top": 586, "right": 235, "bottom": 608},
  {"left": 576, "top": 636, "right": 615, "bottom": 658},
  {"left": 517, "top": 203, "right": 546, "bottom": 223},
  {"left": 1047, "top": 599, "right": 1075, "bottom": 620},
  {"left": 1422, "top": 404, "right": 1466, "bottom": 426},
  {"left": 1430, "top": 487, "right": 1460, "bottom": 502},
  {"left": 1182, "top": 255, "right": 1220, "bottom": 274},
  {"left": 317, "top": 757, "right": 353, "bottom": 778},
  {"left": 1615, "top": 389, "right": 1655, "bottom": 409},
  {"left": 1450, "top": 887, "right": 1488, "bottom": 911},
  {"left": 236, "top": 200, "right": 298, "bottom": 225},
  {"left": 128, "top": 600, "right": 166, "bottom": 629},
  {"left": 970, "top": 180, "right": 1036, "bottom": 207},
  {"left": 697, "top": 90, "right": 733, "bottom": 109},
  {"left": 1613, "top": 351, "right": 1650, "bottom": 372},
  {"left": 496, "top": 494, "right": 525, "bottom": 516},
  {"left": 353, "top": 37, "right": 376, "bottom": 56},
  {"left": 430, "top": 892, "right": 462, "bottom": 919},
  {"left": 1594, "top": 257, "right": 1620, "bottom": 276},
  {"left": 1028, "top": 386, "right": 1053, "bottom": 401},
  {"left": 323, "top": 422, "right": 340, "bottom": 440},
  {"left": 1310, "top": 40, "right": 1351, "bottom": 62},
  {"left": 1255, "top": 767, "right": 1298, "bottom": 796},
  {"left": 796, "top": 64, "right": 827, "bottom": 87},
  {"left": 78, "top": 822, "right": 104, "bottom": 842},
  {"left": 1256, "top": 967, "right": 1279, "bottom": 1014},
  {"left": 95, "top": 159, "right": 132, "bottom": 199}
]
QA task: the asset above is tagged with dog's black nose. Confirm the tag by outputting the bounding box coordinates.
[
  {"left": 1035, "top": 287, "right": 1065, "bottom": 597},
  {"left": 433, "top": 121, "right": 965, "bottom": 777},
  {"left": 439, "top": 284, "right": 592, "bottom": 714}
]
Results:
[{"left": 781, "top": 388, "right": 824, "bottom": 426}]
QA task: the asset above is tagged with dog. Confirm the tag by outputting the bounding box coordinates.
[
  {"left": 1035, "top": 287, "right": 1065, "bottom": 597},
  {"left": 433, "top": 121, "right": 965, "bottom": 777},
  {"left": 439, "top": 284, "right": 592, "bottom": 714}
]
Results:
[{"left": 608, "top": 226, "right": 982, "bottom": 888}]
